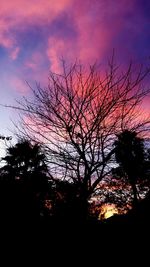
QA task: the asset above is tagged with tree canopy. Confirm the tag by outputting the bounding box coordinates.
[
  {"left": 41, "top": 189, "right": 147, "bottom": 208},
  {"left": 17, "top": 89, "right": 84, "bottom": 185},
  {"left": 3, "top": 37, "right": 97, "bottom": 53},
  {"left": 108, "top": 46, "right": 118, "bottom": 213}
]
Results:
[
  {"left": 13, "top": 60, "right": 150, "bottom": 204},
  {"left": 1, "top": 139, "right": 47, "bottom": 179},
  {"left": 114, "top": 130, "right": 146, "bottom": 204}
]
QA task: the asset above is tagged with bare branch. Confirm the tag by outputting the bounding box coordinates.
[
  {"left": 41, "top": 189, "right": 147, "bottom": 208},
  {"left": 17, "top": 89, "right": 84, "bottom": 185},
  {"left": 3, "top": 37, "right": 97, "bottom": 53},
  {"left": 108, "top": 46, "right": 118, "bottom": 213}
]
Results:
[{"left": 5, "top": 60, "right": 150, "bottom": 198}]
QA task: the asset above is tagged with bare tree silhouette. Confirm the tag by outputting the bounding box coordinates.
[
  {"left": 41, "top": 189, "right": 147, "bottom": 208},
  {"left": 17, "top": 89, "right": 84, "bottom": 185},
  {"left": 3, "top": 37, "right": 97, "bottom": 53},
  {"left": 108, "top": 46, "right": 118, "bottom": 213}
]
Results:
[{"left": 10, "top": 59, "right": 150, "bottom": 215}]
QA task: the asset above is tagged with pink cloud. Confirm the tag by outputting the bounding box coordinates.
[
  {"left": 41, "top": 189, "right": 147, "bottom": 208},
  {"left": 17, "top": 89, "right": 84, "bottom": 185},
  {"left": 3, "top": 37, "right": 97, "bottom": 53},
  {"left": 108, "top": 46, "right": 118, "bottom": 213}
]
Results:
[
  {"left": 46, "top": 0, "right": 138, "bottom": 72},
  {"left": 10, "top": 77, "right": 29, "bottom": 94},
  {"left": 0, "top": 34, "right": 13, "bottom": 49},
  {"left": 25, "top": 52, "right": 44, "bottom": 71},
  {"left": 0, "top": 0, "right": 71, "bottom": 19},
  {"left": 71, "top": 0, "right": 136, "bottom": 63},
  {"left": 0, "top": 0, "right": 72, "bottom": 55},
  {"left": 47, "top": 36, "right": 81, "bottom": 72},
  {"left": 0, "top": 0, "right": 138, "bottom": 66},
  {"left": 47, "top": 38, "right": 67, "bottom": 73},
  {"left": 0, "top": 18, "right": 13, "bottom": 48},
  {"left": 10, "top": 47, "right": 20, "bottom": 60}
]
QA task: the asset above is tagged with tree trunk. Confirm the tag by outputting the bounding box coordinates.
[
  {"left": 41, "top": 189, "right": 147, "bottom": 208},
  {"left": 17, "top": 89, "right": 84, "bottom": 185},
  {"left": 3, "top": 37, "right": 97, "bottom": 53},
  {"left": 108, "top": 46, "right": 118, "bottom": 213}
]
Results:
[
  {"left": 131, "top": 182, "right": 138, "bottom": 207},
  {"left": 78, "top": 184, "right": 89, "bottom": 222}
]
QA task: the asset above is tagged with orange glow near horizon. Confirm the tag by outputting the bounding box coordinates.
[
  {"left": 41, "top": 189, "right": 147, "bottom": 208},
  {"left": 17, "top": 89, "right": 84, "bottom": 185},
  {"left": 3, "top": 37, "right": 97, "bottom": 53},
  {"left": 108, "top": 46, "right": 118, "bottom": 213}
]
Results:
[{"left": 99, "top": 204, "right": 118, "bottom": 220}]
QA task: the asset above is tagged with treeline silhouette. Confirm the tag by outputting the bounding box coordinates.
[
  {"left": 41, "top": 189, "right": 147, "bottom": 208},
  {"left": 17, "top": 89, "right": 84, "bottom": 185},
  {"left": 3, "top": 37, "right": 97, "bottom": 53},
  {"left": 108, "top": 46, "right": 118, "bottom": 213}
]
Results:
[
  {"left": 0, "top": 140, "right": 95, "bottom": 225},
  {"left": 0, "top": 134, "right": 149, "bottom": 228},
  {"left": 2, "top": 60, "right": 150, "bottom": 232}
]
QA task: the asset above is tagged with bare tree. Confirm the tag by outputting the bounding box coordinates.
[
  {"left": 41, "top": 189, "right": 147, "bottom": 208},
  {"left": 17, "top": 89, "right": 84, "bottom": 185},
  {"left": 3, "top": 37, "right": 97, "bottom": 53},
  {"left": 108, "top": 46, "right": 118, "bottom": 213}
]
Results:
[{"left": 11, "top": 59, "right": 150, "bottom": 204}]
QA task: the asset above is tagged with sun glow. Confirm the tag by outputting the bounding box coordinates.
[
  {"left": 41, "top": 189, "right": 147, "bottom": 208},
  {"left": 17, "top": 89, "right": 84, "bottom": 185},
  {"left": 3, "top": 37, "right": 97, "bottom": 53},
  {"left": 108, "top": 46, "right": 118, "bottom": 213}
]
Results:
[{"left": 99, "top": 204, "right": 118, "bottom": 220}]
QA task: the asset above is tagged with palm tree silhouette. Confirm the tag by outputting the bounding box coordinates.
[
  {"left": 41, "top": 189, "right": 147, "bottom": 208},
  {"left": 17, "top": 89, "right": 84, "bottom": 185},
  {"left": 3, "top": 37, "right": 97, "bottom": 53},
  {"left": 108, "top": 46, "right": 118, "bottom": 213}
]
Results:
[
  {"left": 0, "top": 140, "right": 49, "bottom": 221},
  {"left": 1, "top": 139, "right": 47, "bottom": 179}
]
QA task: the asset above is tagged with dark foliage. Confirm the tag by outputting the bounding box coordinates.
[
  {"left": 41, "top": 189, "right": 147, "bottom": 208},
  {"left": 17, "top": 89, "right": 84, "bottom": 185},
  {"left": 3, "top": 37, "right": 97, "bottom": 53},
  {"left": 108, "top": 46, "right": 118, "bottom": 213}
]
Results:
[
  {"left": 114, "top": 130, "right": 146, "bottom": 205},
  {"left": 0, "top": 140, "right": 51, "bottom": 222},
  {"left": 0, "top": 134, "right": 150, "bottom": 226}
]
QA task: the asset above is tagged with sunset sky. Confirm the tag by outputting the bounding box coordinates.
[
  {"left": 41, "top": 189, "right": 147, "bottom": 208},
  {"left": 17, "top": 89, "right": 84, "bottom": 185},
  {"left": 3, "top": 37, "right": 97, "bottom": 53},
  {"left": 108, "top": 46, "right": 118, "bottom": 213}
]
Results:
[{"left": 0, "top": 0, "right": 150, "bottom": 151}]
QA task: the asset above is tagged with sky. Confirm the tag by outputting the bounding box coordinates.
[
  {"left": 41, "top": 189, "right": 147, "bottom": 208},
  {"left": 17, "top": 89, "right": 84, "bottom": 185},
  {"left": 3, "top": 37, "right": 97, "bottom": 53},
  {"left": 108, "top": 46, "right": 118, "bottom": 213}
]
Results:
[{"left": 0, "top": 0, "right": 150, "bottom": 154}]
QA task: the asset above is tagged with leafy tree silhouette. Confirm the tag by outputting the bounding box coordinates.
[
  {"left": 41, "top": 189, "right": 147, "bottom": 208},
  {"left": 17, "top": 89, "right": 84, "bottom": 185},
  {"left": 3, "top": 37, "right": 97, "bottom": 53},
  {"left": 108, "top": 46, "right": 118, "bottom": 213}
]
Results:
[
  {"left": 0, "top": 139, "right": 49, "bottom": 222},
  {"left": 114, "top": 130, "right": 145, "bottom": 206},
  {"left": 48, "top": 179, "right": 97, "bottom": 224},
  {"left": 51, "top": 180, "right": 79, "bottom": 221},
  {"left": 1, "top": 139, "right": 47, "bottom": 179}
]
